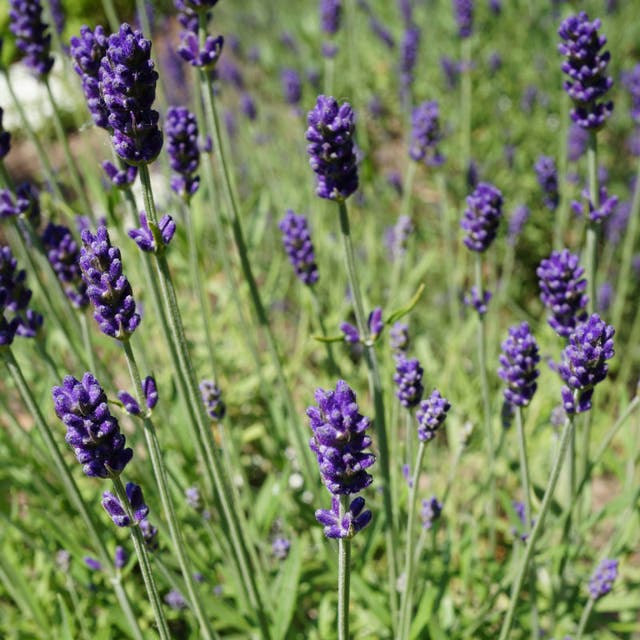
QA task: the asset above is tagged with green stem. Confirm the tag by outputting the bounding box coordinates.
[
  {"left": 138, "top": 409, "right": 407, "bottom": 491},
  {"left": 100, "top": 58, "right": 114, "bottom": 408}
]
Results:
[
  {"left": 338, "top": 496, "right": 352, "bottom": 640},
  {"left": 101, "top": 0, "right": 120, "bottom": 32},
  {"left": 309, "top": 287, "right": 340, "bottom": 377},
  {"left": 121, "top": 340, "right": 215, "bottom": 640},
  {"left": 2, "top": 349, "right": 144, "bottom": 640},
  {"left": 498, "top": 413, "right": 575, "bottom": 640},
  {"left": 585, "top": 132, "right": 598, "bottom": 315},
  {"left": 337, "top": 199, "right": 398, "bottom": 627},
  {"left": 398, "top": 440, "right": 426, "bottom": 640},
  {"left": 110, "top": 475, "right": 171, "bottom": 640},
  {"left": 80, "top": 313, "right": 97, "bottom": 375},
  {"left": 554, "top": 93, "right": 570, "bottom": 251},
  {"left": 575, "top": 597, "right": 595, "bottom": 640}
]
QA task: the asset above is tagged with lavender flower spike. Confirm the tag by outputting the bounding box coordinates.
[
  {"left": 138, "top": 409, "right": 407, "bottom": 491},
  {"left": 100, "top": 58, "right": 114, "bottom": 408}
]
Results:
[
  {"left": 400, "top": 25, "right": 421, "bottom": 90},
  {"left": 498, "top": 322, "right": 540, "bottom": 408},
  {"left": 588, "top": 558, "right": 619, "bottom": 600},
  {"left": 409, "top": 101, "right": 444, "bottom": 166},
  {"left": 99, "top": 24, "right": 163, "bottom": 165},
  {"left": 534, "top": 155, "right": 559, "bottom": 211},
  {"left": 306, "top": 95, "right": 359, "bottom": 201},
  {"left": 394, "top": 355, "right": 424, "bottom": 409},
  {"left": 320, "top": 0, "right": 342, "bottom": 35},
  {"left": 416, "top": 390, "right": 451, "bottom": 442},
  {"left": 558, "top": 12, "right": 613, "bottom": 130},
  {"left": 559, "top": 313, "right": 614, "bottom": 414},
  {"left": 452, "top": 0, "right": 473, "bottom": 38},
  {"left": 128, "top": 212, "right": 176, "bottom": 253},
  {"left": 461, "top": 182, "right": 503, "bottom": 252},
  {"left": 102, "top": 482, "right": 149, "bottom": 527},
  {"left": 79, "top": 225, "right": 141, "bottom": 340},
  {"left": 281, "top": 69, "right": 303, "bottom": 107},
  {"left": 279, "top": 210, "right": 319, "bottom": 286},
  {"left": 52, "top": 372, "right": 134, "bottom": 478},
  {"left": 315, "top": 495, "right": 372, "bottom": 539},
  {"left": 9, "top": 0, "right": 54, "bottom": 76}
]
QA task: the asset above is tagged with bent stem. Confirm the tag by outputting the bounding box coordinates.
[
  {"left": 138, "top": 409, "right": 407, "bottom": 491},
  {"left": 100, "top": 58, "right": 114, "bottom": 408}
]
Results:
[
  {"left": 338, "top": 496, "right": 352, "bottom": 640},
  {"left": 337, "top": 199, "right": 398, "bottom": 627},
  {"left": 498, "top": 412, "right": 575, "bottom": 640}
]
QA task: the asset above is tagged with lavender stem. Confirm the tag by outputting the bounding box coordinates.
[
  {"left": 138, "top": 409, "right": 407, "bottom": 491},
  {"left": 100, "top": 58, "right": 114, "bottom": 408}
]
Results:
[
  {"left": 100, "top": 0, "right": 120, "bottom": 32},
  {"left": 585, "top": 131, "right": 599, "bottom": 315},
  {"left": 338, "top": 495, "right": 351, "bottom": 640},
  {"left": 575, "top": 597, "right": 595, "bottom": 640},
  {"left": 553, "top": 94, "right": 570, "bottom": 251}
]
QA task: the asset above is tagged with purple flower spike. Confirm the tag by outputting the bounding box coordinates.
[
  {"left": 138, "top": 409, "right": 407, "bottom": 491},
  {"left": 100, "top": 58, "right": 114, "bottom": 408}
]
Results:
[
  {"left": 306, "top": 95, "right": 359, "bottom": 201},
  {"left": 99, "top": 24, "right": 163, "bottom": 165},
  {"left": 279, "top": 210, "right": 319, "bottom": 286},
  {"left": 507, "top": 205, "right": 530, "bottom": 246},
  {"left": 368, "top": 307, "right": 384, "bottom": 340},
  {"left": 9, "top": 0, "right": 54, "bottom": 76},
  {"left": 534, "top": 156, "right": 559, "bottom": 211},
  {"left": 452, "top": 0, "right": 473, "bottom": 38},
  {"left": 461, "top": 182, "right": 503, "bottom": 252},
  {"left": 102, "top": 161, "right": 138, "bottom": 189},
  {"left": 588, "top": 558, "right": 619, "bottom": 600},
  {"left": 420, "top": 496, "right": 443, "bottom": 529},
  {"left": 416, "top": 390, "right": 451, "bottom": 442},
  {"left": 102, "top": 482, "right": 149, "bottom": 527},
  {"left": 114, "top": 545, "right": 128, "bottom": 569},
  {"left": 0, "top": 108, "right": 12, "bottom": 159},
  {"left": 200, "top": 380, "right": 226, "bottom": 421},
  {"left": 390, "top": 322, "right": 410, "bottom": 352},
  {"left": 320, "top": 0, "right": 342, "bottom": 35},
  {"left": 537, "top": 249, "right": 588, "bottom": 338},
  {"left": 128, "top": 212, "right": 176, "bottom": 254},
  {"left": 240, "top": 93, "right": 258, "bottom": 121},
  {"left": 498, "top": 322, "right": 540, "bottom": 408},
  {"left": 80, "top": 225, "right": 141, "bottom": 340},
  {"left": 52, "top": 372, "right": 134, "bottom": 478},
  {"left": 558, "top": 12, "right": 613, "bottom": 131},
  {"left": 143, "top": 376, "right": 158, "bottom": 409},
  {"left": 41, "top": 222, "right": 89, "bottom": 309},
  {"left": 178, "top": 31, "right": 224, "bottom": 70},
  {"left": 572, "top": 186, "right": 618, "bottom": 223},
  {"left": 307, "top": 380, "right": 375, "bottom": 496},
  {"left": 315, "top": 495, "right": 372, "bottom": 539},
  {"left": 409, "top": 101, "right": 444, "bottom": 166},
  {"left": 400, "top": 25, "right": 421, "bottom": 90},
  {"left": 558, "top": 314, "right": 614, "bottom": 414},
  {"left": 464, "top": 286, "right": 491, "bottom": 316},
  {"left": 0, "top": 182, "right": 41, "bottom": 227},
  {"left": 166, "top": 106, "right": 200, "bottom": 199},
  {"left": 70, "top": 26, "right": 109, "bottom": 129},
  {"left": 117, "top": 391, "right": 141, "bottom": 415},
  {"left": 281, "top": 69, "right": 302, "bottom": 106},
  {"left": 394, "top": 355, "right": 424, "bottom": 409}
]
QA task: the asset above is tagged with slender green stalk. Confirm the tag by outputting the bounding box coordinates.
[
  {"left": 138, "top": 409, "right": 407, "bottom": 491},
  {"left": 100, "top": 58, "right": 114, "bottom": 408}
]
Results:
[
  {"left": 101, "top": 0, "right": 120, "bottom": 32},
  {"left": 2, "top": 349, "right": 144, "bottom": 640},
  {"left": 575, "top": 597, "right": 595, "bottom": 640},
  {"left": 80, "top": 313, "right": 97, "bottom": 374},
  {"left": 474, "top": 253, "right": 496, "bottom": 550},
  {"left": 63, "top": 572, "right": 92, "bottom": 640},
  {"left": 498, "top": 413, "right": 575, "bottom": 640},
  {"left": 585, "top": 132, "right": 598, "bottom": 315},
  {"left": 338, "top": 496, "right": 352, "bottom": 640},
  {"left": 44, "top": 77, "right": 92, "bottom": 215},
  {"left": 309, "top": 287, "right": 340, "bottom": 377},
  {"left": 35, "top": 339, "right": 61, "bottom": 380},
  {"left": 110, "top": 475, "right": 171, "bottom": 640},
  {"left": 337, "top": 199, "right": 398, "bottom": 626},
  {"left": 398, "top": 440, "right": 426, "bottom": 640},
  {"left": 121, "top": 340, "right": 215, "bottom": 640}
]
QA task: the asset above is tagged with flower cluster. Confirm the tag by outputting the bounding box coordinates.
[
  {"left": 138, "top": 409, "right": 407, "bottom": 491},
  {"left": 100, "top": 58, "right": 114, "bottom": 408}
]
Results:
[
  {"left": 400, "top": 25, "right": 421, "bottom": 90},
  {"left": 320, "top": 0, "right": 341, "bottom": 35},
  {"left": 416, "top": 390, "right": 451, "bottom": 442},
  {"left": 559, "top": 313, "right": 614, "bottom": 414},
  {"left": 558, "top": 12, "right": 613, "bottom": 130},
  {"left": 571, "top": 186, "right": 618, "bottom": 223},
  {"left": 306, "top": 95, "right": 358, "bottom": 201},
  {"left": 102, "top": 482, "right": 149, "bottom": 527},
  {"left": 79, "top": 225, "right": 141, "bottom": 340},
  {"left": 200, "top": 380, "right": 226, "bottom": 421},
  {"left": 9, "top": 0, "right": 54, "bottom": 76},
  {"left": 390, "top": 322, "right": 410, "bottom": 352},
  {"left": 178, "top": 32, "right": 224, "bottom": 70},
  {"left": 52, "top": 372, "right": 134, "bottom": 478},
  {"left": 279, "top": 211, "right": 319, "bottom": 286},
  {"left": 464, "top": 286, "right": 492, "bottom": 316},
  {"left": 534, "top": 156, "right": 559, "bottom": 211},
  {"left": 452, "top": 0, "right": 473, "bottom": 38},
  {"left": 102, "top": 161, "right": 138, "bottom": 189},
  {"left": 281, "top": 69, "right": 302, "bottom": 107},
  {"left": 420, "top": 496, "right": 443, "bottom": 530},
  {"left": 340, "top": 307, "right": 383, "bottom": 344},
  {"left": 409, "top": 101, "right": 444, "bottom": 166},
  {"left": 498, "top": 322, "right": 540, "bottom": 408},
  {"left": 41, "top": 222, "right": 89, "bottom": 309},
  {"left": 507, "top": 205, "right": 530, "bottom": 246},
  {"left": 537, "top": 249, "right": 588, "bottom": 338},
  {"left": 588, "top": 558, "right": 619, "bottom": 600},
  {"left": 99, "top": 24, "right": 163, "bottom": 165},
  {"left": 128, "top": 212, "right": 176, "bottom": 253},
  {"left": 461, "top": 182, "right": 503, "bottom": 252},
  {"left": 165, "top": 106, "right": 201, "bottom": 199},
  {"left": 393, "top": 355, "right": 424, "bottom": 409},
  {"left": 307, "top": 380, "right": 375, "bottom": 538},
  {"left": 0, "top": 182, "right": 41, "bottom": 228}
]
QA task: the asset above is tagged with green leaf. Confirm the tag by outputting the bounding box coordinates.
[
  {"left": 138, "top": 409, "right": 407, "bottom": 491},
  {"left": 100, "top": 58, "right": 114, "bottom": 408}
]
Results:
[
  {"left": 386, "top": 283, "right": 426, "bottom": 324},
  {"left": 273, "top": 540, "right": 302, "bottom": 640},
  {"left": 55, "top": 594, "right": 74, "bottom": 640}
]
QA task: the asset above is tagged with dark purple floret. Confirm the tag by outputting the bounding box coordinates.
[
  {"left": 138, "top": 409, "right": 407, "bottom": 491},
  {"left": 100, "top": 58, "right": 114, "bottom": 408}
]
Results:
[
  {"left": 571, "top": 186, "right": 618, "bottom": 223},
  {"left": 279, "top": 210, "right": 319, "bottom": 286},
  {"left": 49, "top": 0, "right": 65, "bottom": 36},
  {"left": 558, "top": 12, "right": 613, "bottom": 130},
  {"left": 440, "top": 56, "right": 461, "bottom": 90},
  {"left": 390, "top": 322, "right": 410, "bottom": 352},
  {"left": 488, "top": 51, "right": 502, "bottom": 75},
  {"left": 340, "top": 321, "right": 360, "bottom": 344},
  {"left": 464, "top": 286, "right": 492, "bottom": 316},
  {"left": 143, "top": 376, "right": 158, "bottom": 409},
  {"left": 139, "top": 518, "right": 159, "bottom": 550},
  {"left": 461, "top": 182, "right": 503, "bottom": 252},
  {"left": 52, "top": 372, "right": 134, "bottom": 478},
  {"left": 400, "top": 24, "right": 420, "bottom": 89},
  {"left": 320, "top": 0, "right": 341, "bottom": 35},
  {"left": 240, "top": 93, "right": 257, "bottom": 121},
  {"left": 0, "top": 108, "right": 12, "bottom": 159},
  {"left": 512, "top": 500, "right": 533, "bottom": 541},
  {"left": 306, "top": 95, "right": 358, "bottom": 201},
  {"left": 79, "top": 225, "right": 141, "bottom": 340},
  {"left": 9, "top": 0, "right": 54, "bottom": 76},
  {"left": 507, "top": 205, "right": 530, "bottom": 246},
  {"left": 622, "top": 64, "right": 640, "bottom": 124},
  {"left": 420, "top": 496, "right": 443, "bottom": 529},
  {"left": 537, "top": 249, "right": 588, "bottom": 338},
  {"left": 369, "top": 18, "right": 395, "bottom": 49},
  {"left": 272, "top": 537, "right": 291, "bottom": 560},
  {"left": 281, "top": 68, "right": 302, "bottom": 106},
  {"left": 498, "top": 322, "right": 540, "bottom": 408},
  {"left": 315, "top": 495, "right": 372, "bottom": 539},
  {"left": 385, "top": 215, "right": 415, "bottom": 261},
  {"left": 70, "top": 25, "right": 109, "bottom": 129},
  {"left": 99, "top": 24, "right": 163, "bottom": 165},
  {"left": 165, "top": 106, "right": 200, "bottom": 199},
  {"left": 129, "top": 212, "right": 176, "bottom": 253},
  {"left": 588, "top": 558, "right": 619, "bottom": 600},
  {"left": 84, "top": 556, "right": 102, "bottom": 571},
  {"left": 394, "top": 355, "right": 424, "bottom": 409},
  {"left": 102, "top": 161, "right": 138, "bottom": 189},
  {"left": 559, "top": 314, "right": 614, "bottom": 414},
  {"left": 409, "top": 101, "right": 444, "bottom": 166},
  {"left": 200, "top": 379, "right": 226, "bottom": 421},
  {"left": 368, "top": 307, "right": 383, "bottom": 339},
  {"left": 397, "top": 0, "right": 413, "bottom": 24},
  {"left": 488, "top": 0, "right": 501, "bottom": 15},
  {"left": 452, "top": 0, "right": 473, "bottom": 38},
  {"left": 307, "top": 379, "right": 375, "bottom": 495},
  {"left": 178, "top": 31, "right": 224, "bottom": 70},
  {"left": 117, "top": 390, "right": 141, "bottom": 415},
  {"left": 41, "top": 221, "right": 89, "bottom": 308},
  {"left": 114, "top": 545, "right": 128, "bottom": 569},
  {"left": 534, "top": 156, "right": 559, "bottom": 211},
  {"left": 0, "top": 182, "right": 41, "bottom": 228},
  {"left": 102, "top": 482, "right": 149, "bottom": 527},
  {"left": 416, "top": 390, "right": 451, "bottom": 442}
]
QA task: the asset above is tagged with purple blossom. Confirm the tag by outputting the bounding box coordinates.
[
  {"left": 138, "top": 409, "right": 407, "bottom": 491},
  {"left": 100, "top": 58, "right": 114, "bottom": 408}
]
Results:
[
  {"left": 128, "top": 212, "right": 176, "bottom": 254},
  {"left": 315, "top": 495, "right": 372, "bottom": 539},
  {"left": 597, "top": 281, "right": 613, "bottom": 313},
  {"left": 218, "top": 58, "right": 244, "bottom": 89},
  {"left": 139, "top": 518, "right": 158, "bottom": 550},
  {"left": 272, "top": 537, "right": 291, "bottom": 560},
  {"left": 461, "top": 182, "right": 503, "bottom": 252},
  {"left": 440, "top": 56, "right": 460, "bottom": 90},
  {"left": 200, "top": 380, "right": 226, "bottom": 421},
  {"left": 279, "top": 210, "right": 319, "bottom": 286},
  {"left": 534, "top": 155, "right": 559, "bottom": 211},
  {"left": 394, "top": 356, "right": 424, "bottom": 409},
  {"left": 420, "top": 496, "right": 443, "bottom": 529},
  {"left": 416, "top": 390, "right": 451, "bottom": 442},
  {"left": 114, "top": 545, "right": 128, "bottom": 569},
  {"left": 185, "top": 486, "right": 201, "bottom": 510},
  {"left": 143, "top": 376, "right": 158, "bottom": 409},
  {"left": 512, "top": 500, "right": 533, "bottom": 541},
  {"left": 178, "top": 31, "right": 224, "bottom": 70},
  {"left": 240, "top": 93, "right": 257, "bottom": 121},
  {"left": 409, "top": 101, "right": 444, "bottom": 166},
  {"left": 117, "top": 391, "right": 140, "bottom": 415},
  {"left": 567, "top": 123, "right": 589, "bottom": 161},
  {"left": 571, "top": 186, "right": 618, "bottom": 223},
  {"left": 0, "top": 182, "right": 41, "bottom": 227},
  {"left": 9, "top": 0, "right": 54, "bottom": 76},
  {"left": 390, "top": 322, "right": 410, "bottom": 352},
  {"left": 498, "top": 322, "right": 540, "bottom": 408},
  {"left": 102, "top": 161, "right": 138, "bottom": 189},
  {"left": 320, "top": 0, "right": 342, "bottom": 35},
  {"left": 340, "top": 321, "right": 360, "bottom": 344},
  {"left": 452, "top": 0, "right": 473, "bottom": 38},
  {"left": 369, "top": 18, "right": 395, "bottom": 49},
  {"left": 400, "top": 25, "right": 421, "bottom": 89},
  {"left": 84, "top": 556, "right": 102, "bottom": 571},
  {"left": 605, "top": 201, "right": 631, "bottom": 246},
  {"left": 165, "top": 589, "right": 187, "bottom": 610},
  {"left": 588, "top": 558, "right": 619, "bottom": 600},
  {"left": 102, "top": 482, "right": 149, "bottom": 527},
  {"left": 464, "top": 286, "right": 491, "bottom": 316},
  {"left": 507, "top": 205, "right": 530, "bottom": 246},
  {"left": 281, "top": 69, "right": 302, "bottom": 106},
  {"left": 165, "top": 106, "right": 200, "bottom": 199}
]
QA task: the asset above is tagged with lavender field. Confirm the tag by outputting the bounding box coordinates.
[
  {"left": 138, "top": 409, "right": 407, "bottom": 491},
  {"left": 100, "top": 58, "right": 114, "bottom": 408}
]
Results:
[{"left": 0, "top": 0, "right": 639, "bottom": 638}]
